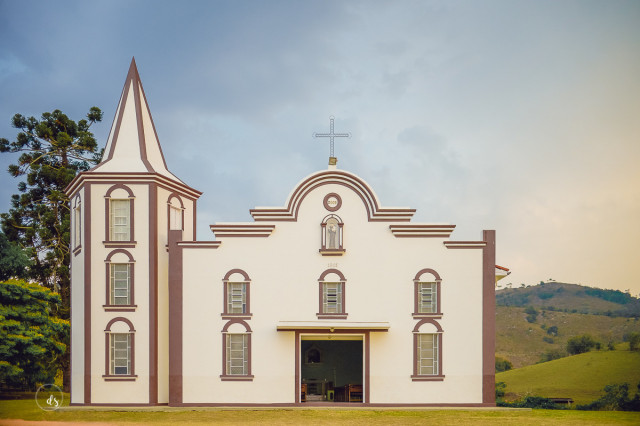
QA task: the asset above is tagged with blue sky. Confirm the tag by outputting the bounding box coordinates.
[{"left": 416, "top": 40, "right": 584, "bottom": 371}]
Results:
[{"left": 1, "top": 0, "right": 639, "bottom": 294}]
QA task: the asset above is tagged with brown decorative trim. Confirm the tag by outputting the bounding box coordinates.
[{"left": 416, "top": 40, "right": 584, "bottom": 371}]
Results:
[
  {"left": 443, "top": 241, "right": 486, "bottom": 249},
  {"left": 210, "top": 224, "right": 275, "bottom": 238},
  {"left": 390, "top": 224, "right": 456, "bottom": 238},
  {"left": 221, "top": 319, "right": 253, "bottom": 333},
  {"left": 323, "top": 192, "right": 342, "bottom": 212},
  {"left": 104, "top": 184, "right": 135, "bottom": 245},
  {"left": 192, "top": 201, "right": 197, "bottom": 241},
  {"left": 223, "top": 269, "right": 251, "bottom": 282},
  {"left": 318, "top": 268, "right": 346, "bottom": 281},
  {"left": 104, "top": 249, "right": 135, "bottom": 310},
  {"left": 482, "top": 230, "right": 496, "bottom": 405},
  {"left": 67, "top": 173, "right": 202, "bottom": 201},
  {"left": 83, "top": 184, "right": 92, "bottom": 404},
  {"left": 177, "top": 241, "right": 221, "bottom": 249},
  {"left": 410, "top": 375, "right": 445, "bottom": 381},
  {"left": 221, "top": 314, "right": 252, "bottom": 320},
  {"left": 315, "top": 314, "right": 348, "bottom": 319},
  {"left": 168, "top": 229, "right": 183, "bottom": 405},
  {"left": 364, "top": 331, "right": 370, "bottom": 404},
  {"left": 294, "top": 331, "right": 300, "bottom": 403},
  {"left": 413, "top": 268, "right": 442, "bottom": 281},
  {"left": 320, "top": 214, "right": 344, "bottom": 253},
  {"left": 249, "top": 171, "right": 416, "bottom": 222},
  {"left": 73, "top": 246, "right": 82, "bottom": 256},
  {"left": 103, "top": 242, "right": 137, "bottom": 248},
  {"left": 412, "top": 318, "right": 443, "bottom": 333},
  {"left": 318, "top": 249, "right": 346, "bottom": 256},
  {"left": 101, "top": 60, "right": 134, "bottom": 165},
  {"left": 72, "top": 196, "right": 82, "bottom": 251},
  {"left": 149, "top": 183, "right": 158, "bottom": 404},
  {"left": 102, "top": 376, "right": 138, "bottom": 381},
  {"left": 79, "top": 402, "right": 496, "bottom": 407},
  {"left": 131, "top": 61, "right": 154, "bottom": 173},
  {"left": 104, "top": 318, "right": 136, "bottom": 379},
  {"left": 220, "top": 375, "right": 255, "bottom": 381}
]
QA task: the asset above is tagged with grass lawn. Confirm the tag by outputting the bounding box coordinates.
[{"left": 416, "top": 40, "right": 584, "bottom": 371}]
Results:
[
  {"left": 497, "top": 350, "right": 640, "bottom": 404},
  {"left": 1, "top": 398, "right": 639, "bottom": 425}
]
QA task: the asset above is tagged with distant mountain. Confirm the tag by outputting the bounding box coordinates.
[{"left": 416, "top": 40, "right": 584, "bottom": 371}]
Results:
[{"left": 496, "top": 282, "right": 640, "bottom": 317}]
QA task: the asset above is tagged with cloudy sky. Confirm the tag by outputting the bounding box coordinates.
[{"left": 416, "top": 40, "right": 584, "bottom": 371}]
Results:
[{"left": 1, "top": 0, "right": 639, "bottom": 294}]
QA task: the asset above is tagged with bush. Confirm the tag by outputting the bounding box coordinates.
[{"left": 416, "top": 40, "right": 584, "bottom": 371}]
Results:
[
  {"left": 543, "top": 336, "right": 554, "bottom": 344},
  {"left": 498, "top": 396, "right": 566, "bottom": 409},
  {"left": 495, "top": 381, "right": 506, "bottom": 400},
  {"left": 577, "top": 382, "right": 640, "bottom": 411},
  {"left": 495, "top": 357, "right": 513, "bottom": 372},
  {"left": 539, "top": 349, "right": 565, "bottom": 363},
  {"left": 524, "top": 306, "right": 538, "bottom": 323},
  {"left": 546, "top": 325, "right": 558, "bottom": 336},
  {"left": 567, "top": 334, "right": 597, "bottom": 355},
  {"left": 627, "top": 332, "right": 640, "bottom": 351}
]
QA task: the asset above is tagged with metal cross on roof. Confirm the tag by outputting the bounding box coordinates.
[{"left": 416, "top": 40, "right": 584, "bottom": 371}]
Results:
[{"left": 313, "top": 116, "right": 351, "bottom": 162}]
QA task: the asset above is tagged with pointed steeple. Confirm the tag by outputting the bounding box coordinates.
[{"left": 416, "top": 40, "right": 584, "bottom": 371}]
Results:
[{"left": 93, "top": 58, "right": 180, "bottom": 181}]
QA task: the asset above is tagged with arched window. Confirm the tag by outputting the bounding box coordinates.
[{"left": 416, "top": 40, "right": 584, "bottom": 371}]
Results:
[
  {"left": 413, "top": 269, "right": 442, "bottom": 318},
  {"left": 103, "top": 317, "right": 136, "bottom": 380},
  {"left": 104, "top": 249, "right": 136, "bottom": 311},
  {"left": 72, "top": 196, "right": 82, "bottom": 252},
  {"left": 222, "top": 269, "right": 252, "bottom": 319},
  {"left": 104, "top": 184, "right": 135, "bottom": 246},
  {"left": 320, "top": 214, "right": 345, "bottom": 255},
  {"left": 221, "top": 320, "right": 253, "bottom": 381},
  {"left": 167, "top": 194, "right": 184, "bottom": 231},
  {"left": 317, "top": 269, "right": 347, "bottom": 319},
  {"left": 412, "top": 319, "right": 444, "bottom": 381}
]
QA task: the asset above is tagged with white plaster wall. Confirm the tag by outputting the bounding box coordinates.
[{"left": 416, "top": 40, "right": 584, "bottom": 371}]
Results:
[{"left": 180, "top": 178, "right": 487, "bottom": 404}]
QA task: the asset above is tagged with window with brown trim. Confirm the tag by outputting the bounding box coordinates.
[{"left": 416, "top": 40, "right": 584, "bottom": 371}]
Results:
[
  {"left": 103, "top": 317, "right": 137, "bottom": 381},
  {"left": 411, "top": 319, "right": 444, "bottom": 381},
  {"left": 104, "top": 249, "right": 136, "bottom": 311},
  {"left": 104, "top": 184, "right": 135, "bottom": 246},
  {"left": 413, "top": 269, "right": 442, "bottom": 318},
  {"left": 222, "top": 269, "right": 252, "bottom": 319},
  {"left": 220, "top": 320, "right": 253, "bottom": 381},
  {"left": 73, "top": 197, "right": 81, "bottom": 250},
  {"left": 317, "top": 269, "right": 347, "bottom": 319},
  {"left": 168, "top": 194, "right": 184, "bottom": 231},
  {"left": 319, "top": 214, "right": 345, "bottom": 255}
]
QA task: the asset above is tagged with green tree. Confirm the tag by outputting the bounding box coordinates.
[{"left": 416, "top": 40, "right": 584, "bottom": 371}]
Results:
[
  {"left": 0, "top": 107, "right": 102, "bottom": 390},
  {"left": 567, "top": 334, "right": 597, "bottom": 355},
  {"left": 0, "top": 231, "right": 32, "bottom": 280},
  {"left": 0, "top": 279, "right": 69, "bottom": 390},
  {"left": 628, "top": 332, "right": 640, "bottom": 352}
]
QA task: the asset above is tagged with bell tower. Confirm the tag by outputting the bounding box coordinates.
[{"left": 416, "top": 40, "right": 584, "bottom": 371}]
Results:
[{"left": 66, "top": 58, "right": 201, "bottom": 405}]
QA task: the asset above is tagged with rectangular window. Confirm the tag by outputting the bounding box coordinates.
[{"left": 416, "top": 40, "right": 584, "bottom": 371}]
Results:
[
  {"left": 225, "top": 334, "right": 248, "bottom": 375},
  {"left": 227, "top": 282, "right": 247, "bottom": 314},
  {"left": 110, "top": 333, "right": 131, "bottom": 375},
  {"left": 110, "top": 264, "right": 130, "bottom": 305},
  {"left": 418, "top": 282, "right": 437, "bottom": 313},
  {"left": 110, "top": 199, "right": 130, "bottom": 241},
  {"left": 323, "top": 282, "right": 343, "bottom": 314},
  {"left": 417, "top": 333, "right": 439, "bottom": 375}
]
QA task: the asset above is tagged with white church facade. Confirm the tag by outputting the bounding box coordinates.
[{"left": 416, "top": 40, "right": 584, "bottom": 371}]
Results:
[{"left": 66, "top": 59, "right": 505, "bottom": 406}]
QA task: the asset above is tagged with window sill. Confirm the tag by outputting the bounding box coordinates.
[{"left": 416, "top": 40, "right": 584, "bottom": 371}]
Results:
[
  {"left": 412, "top": 313, "right": 443, "bottom": 319},
  {"left": 103, "top": 305, "right": 137, "bottom": 312},
  {"left": 103, "top": 241, "right": 137, "bottom": 248},
  {"left": 102, "top": 375, "right": 138, "bottom": 381},
  {"left": 73, "top": 246, "right": 82, "bottom": 256},
  {"left": 220, "top": 375, "right": 254, "bottom": 381},
  {"left": 316, "top": 313, "right": 348, "bottom": 319},
  {"left": 411, "top": 375, "right": 445, "bottom": 381},
  {"left": 319, "top": 249, "right": 346, "bottom": 256},
  {"left": 221, "top": 314, "right": 253, "bottom": 320}
]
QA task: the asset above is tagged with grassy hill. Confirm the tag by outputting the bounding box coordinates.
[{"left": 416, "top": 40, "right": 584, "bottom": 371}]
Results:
[
  {"left": 496, "top": 350, "right": 640, "bottom": 404},
  {"left": 496, "top": 305, "right": 640, "bottom": 368},
  {"left": 497, "top": 282, "right": 640, "bottom": 317}
]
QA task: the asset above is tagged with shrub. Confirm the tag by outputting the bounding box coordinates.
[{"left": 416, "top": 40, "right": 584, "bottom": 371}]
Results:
[
  {"left": 495, "top": 381, "right": 506, "bottom": 400},
  {"left": 567, "top": 334, "right": 597, "bottom": 355},
  {"left": 627, "top": 332, "right": 640, "bottom": 351},
  {"left": 524, "top": 306, "right": 538, "bottom": 323},
  {"left": 546, "top": 325, "right": 558, "bottom": 336},
  {"left": 539, "top": 349, "right": 564, "bottom": 363},
  {"left": 543, "top": 336, "right": 554, "bottom": 344},
  {"left": 498, "top": 396, "right": 566, "bottom": 409},
  {"left": 577, "top": 382, "right": 640, "bottom": 411},
  {"left": 495, "top": 357, "right": 513, "bottom": 372}
]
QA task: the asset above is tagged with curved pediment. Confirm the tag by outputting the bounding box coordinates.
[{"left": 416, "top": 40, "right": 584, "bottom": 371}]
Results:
[{"left": 250, "top": 169, "right": 415, "bottom": 222}]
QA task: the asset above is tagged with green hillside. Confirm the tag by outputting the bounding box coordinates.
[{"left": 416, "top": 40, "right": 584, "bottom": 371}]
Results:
[
  {"left": 497, "top": 282, "right": 640, "bottom": 317},
  {"left": 496, "top": 350, "right": 640, "bottom": 405},
  {"left": 496, "top": 306, "right": 640, "bottom": 367}
]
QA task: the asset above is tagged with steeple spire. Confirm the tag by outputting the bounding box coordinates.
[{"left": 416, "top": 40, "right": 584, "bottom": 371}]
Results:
[{"left": 92, "top": 58, "right": 180, "bottom": 181}]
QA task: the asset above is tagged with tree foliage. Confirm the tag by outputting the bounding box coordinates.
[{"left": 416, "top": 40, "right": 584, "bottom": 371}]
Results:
[
  {"left": 628, "top": 332, "right": 640, "bottom": 352},
  {"left": 495, "top": 356, "right": 513, "bottom": 372},
  {"left": 577, "top": 382, "right": 640, "bottom": 411},
  {"left": 566, "top": 334, "right": 597, "bottom": 355},
  {"left": 0, "top": 108, "right": 103, "bottom": 314},
  {"left": 0, "top": 231, "right": 32, "bottom": 280},
  {"left": 0, "top": 279, "right": 69, "bottom": 390}
]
